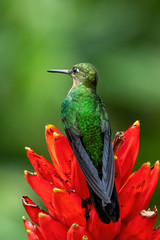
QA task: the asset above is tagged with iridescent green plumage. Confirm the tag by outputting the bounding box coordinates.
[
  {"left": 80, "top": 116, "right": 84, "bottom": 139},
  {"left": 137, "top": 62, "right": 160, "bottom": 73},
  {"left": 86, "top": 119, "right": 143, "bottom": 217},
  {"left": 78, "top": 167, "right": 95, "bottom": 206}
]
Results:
[
  {"left": 48, "top": 63, "right": 119, "bottom": 224},
  {"left": 62, "top": 84, "right": 105, "bottom": 168}
]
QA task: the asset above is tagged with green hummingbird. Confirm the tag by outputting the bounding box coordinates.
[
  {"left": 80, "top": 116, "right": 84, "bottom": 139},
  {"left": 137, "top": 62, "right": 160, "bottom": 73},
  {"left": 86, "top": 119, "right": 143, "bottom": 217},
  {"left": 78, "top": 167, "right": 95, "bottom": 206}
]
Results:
[{"left": 48, "top": 63, "right": 119, "bottom": 223}]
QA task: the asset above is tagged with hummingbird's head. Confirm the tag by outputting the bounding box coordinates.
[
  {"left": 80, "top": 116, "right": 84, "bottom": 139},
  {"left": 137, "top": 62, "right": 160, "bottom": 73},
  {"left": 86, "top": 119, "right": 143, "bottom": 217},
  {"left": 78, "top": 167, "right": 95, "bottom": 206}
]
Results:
[
  {"left": 48, "top": 63, "right": 98, "bottom": 90},
  {"left": 70, "top": 63, "right": 98, "bottom": 89}
]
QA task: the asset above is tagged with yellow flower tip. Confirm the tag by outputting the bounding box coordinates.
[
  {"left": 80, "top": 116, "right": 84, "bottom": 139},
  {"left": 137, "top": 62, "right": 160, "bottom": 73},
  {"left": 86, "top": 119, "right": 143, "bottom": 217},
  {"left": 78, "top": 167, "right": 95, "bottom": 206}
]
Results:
[
  {"left": 53, "top": 131, "right": 60, "bottom": 140},
  {"left": 26, "top": 230, "right": 32, "bottom": 233},
  {"left": 45, "top": 124, "right": 55, "bottom": 135},
  {"left": 53, "top": 188, "right": 63, "bottom": 193},
  {"left": 82, "top": 236, "right": 88, "bottom": 240},
  {"left": 24, "top": 170, "right": 28, "bottom": 176},
  {"left": 72, "top": 223, "right": 79, "bottom": 228},
  {"left": 38, "top": 212, "right": 46, "bottom": 218},
  {"left": 146, "top": 162, "right": 151, "bottom": 167},
  {"left": 114, "top": 156, "right": 118, "bottom": 160},
  {"left": 155, "top": 160, "right": 160, "bottom": 170},
  {"left": 25, "top": 146, "right": 31, "bottom": 151},
  {"left": 133, "top": 120, "right": 140, "bottom": 128},
  {"left": 34, "top": 172, "right": 38, "bottom": 176},
  {"left": 24, "top": 170, "right": 36, "bottom": 176},
  {"left": 22, "top": 216, "right": 27, "bottom": 220},
  {"left": 45, "top": 124, "right": 53, "bottom": 130}
]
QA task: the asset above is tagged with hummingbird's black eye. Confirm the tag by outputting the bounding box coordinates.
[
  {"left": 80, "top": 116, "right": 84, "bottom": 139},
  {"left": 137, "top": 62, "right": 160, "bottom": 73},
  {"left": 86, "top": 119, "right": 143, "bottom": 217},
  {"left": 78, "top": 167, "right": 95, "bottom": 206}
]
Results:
[{"left": 72, "top": 67, "right": 79, "bottom": 74}]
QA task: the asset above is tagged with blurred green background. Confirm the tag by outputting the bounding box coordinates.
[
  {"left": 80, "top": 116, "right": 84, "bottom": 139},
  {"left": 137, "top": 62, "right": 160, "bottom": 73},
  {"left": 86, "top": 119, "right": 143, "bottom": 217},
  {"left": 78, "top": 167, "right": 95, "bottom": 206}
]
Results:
[{"left": 1, "top": 0, "right": 160, "bottom": 239}]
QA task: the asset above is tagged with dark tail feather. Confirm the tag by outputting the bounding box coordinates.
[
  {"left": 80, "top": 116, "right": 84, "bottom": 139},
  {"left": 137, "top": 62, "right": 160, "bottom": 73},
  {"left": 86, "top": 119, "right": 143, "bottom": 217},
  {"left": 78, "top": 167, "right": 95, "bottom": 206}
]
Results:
[
  {"left": 88, "top": 186, "right": 110, "bottom": 223},
  {"left": 88, "top": 184, "right": 120, "bottom": 224},
  {"left": 104, "top": 184, "right": 120, "bottom": 223}
]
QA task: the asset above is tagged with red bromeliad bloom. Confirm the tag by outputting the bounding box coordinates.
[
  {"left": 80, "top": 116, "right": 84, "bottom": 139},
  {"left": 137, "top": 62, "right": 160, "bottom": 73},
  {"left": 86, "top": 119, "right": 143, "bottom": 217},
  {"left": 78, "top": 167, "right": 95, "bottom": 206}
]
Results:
[{"left": 22, "top": 121, "right": 160, "bottom": 240}]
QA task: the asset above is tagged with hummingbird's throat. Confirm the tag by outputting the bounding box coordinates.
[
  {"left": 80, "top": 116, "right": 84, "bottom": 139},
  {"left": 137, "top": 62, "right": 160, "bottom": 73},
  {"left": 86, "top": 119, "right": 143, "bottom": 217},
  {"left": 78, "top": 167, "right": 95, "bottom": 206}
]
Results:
[{"left": 72, "top": 77, "right": 78, "bottom": 87}]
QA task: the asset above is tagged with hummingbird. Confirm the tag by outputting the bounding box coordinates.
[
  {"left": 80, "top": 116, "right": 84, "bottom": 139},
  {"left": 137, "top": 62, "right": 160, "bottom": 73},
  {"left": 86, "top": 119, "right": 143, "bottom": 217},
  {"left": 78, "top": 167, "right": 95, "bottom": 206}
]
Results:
[{"left": 48, "top": 63, "right": 120, "bottom": 224}]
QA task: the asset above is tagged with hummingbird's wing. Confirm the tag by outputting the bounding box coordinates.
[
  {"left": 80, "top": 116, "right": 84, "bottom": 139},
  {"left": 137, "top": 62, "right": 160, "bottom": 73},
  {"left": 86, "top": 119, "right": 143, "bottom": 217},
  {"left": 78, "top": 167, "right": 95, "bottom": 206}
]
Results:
[
  {"left": 63, "top": 117, "right": 119, "bottom": 223},
  {"left": 64, "top": 122, "right": 110, "bottom": 204}
]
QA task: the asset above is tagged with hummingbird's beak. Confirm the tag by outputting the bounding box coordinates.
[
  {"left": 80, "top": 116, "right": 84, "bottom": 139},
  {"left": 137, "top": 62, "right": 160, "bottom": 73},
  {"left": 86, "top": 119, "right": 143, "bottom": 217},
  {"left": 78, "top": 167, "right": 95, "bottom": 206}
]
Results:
[{"left": 47, "top": 69, "right": 70, "bottom": 75}]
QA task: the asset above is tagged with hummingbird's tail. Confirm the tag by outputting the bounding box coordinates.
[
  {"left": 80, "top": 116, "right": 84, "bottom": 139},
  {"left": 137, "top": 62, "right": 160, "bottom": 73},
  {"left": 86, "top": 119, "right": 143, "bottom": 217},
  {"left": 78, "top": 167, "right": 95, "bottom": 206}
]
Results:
[{"left": 88, "top": 183, "right": 119, "bottom": 223}]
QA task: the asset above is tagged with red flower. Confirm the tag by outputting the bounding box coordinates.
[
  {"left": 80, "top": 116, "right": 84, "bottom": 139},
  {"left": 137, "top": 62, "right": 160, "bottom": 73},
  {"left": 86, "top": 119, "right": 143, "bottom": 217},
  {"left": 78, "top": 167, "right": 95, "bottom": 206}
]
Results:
[{"left": 22, "top": 121, "right": 160, "bottom": 239}]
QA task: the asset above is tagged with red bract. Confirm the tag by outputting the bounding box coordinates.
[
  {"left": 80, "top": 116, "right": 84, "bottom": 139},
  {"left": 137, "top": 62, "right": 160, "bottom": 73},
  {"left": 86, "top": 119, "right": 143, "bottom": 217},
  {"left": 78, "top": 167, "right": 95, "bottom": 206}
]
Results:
[{"left": 22, "top": 121, "right": 160, "bottom": 240}]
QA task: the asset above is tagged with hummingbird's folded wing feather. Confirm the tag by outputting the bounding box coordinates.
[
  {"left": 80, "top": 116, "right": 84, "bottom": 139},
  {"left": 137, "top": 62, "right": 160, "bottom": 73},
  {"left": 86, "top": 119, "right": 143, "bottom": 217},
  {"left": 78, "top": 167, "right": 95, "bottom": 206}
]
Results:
[
  {"left": 101, "top": 120, "right": 120, "bottom": 221},
  {"left": 101, "top": 123, "right": 115, "bottom": 199}
]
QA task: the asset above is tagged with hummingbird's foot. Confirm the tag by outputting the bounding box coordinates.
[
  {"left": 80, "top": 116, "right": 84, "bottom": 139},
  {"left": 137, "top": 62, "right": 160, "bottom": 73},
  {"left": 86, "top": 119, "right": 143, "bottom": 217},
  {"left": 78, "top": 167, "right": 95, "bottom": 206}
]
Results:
[
  {"left": 85, "top": 208, "right": 90, "bottom": 220},
  {"left": 81, "top": 198, "right": 90, "bottom": 208},
  {"left": 81, "top": 198, "right": 91, "bottom": 221}
]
